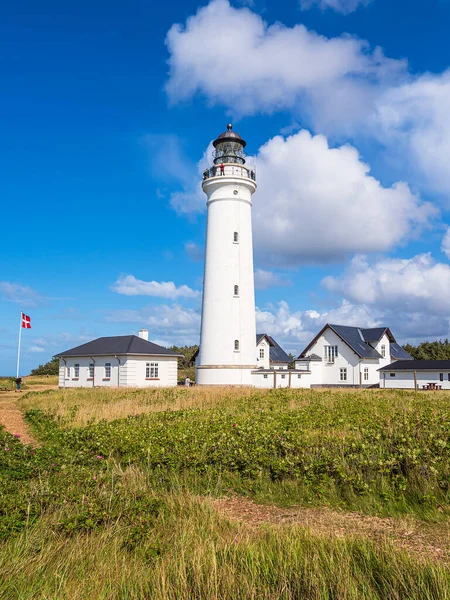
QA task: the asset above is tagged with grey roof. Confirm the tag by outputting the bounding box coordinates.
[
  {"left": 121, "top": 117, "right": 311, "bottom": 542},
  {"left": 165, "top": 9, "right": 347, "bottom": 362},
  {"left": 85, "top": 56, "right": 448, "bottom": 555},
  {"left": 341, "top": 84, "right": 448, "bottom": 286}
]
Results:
[
  {"left": 298, "top": 324, "right": 405, "bottom": 360},
  {"left": 326, "top": 325, "right": 382, "bottom": 359},
  {"left": 213, "top": 124, "right": 246, "bottom": 148},
  {"left": 379, "top": 360, "right": 450, "bottom": 372},
  {"left": 256, "top": 333, "right": 292, "bottom": 364},
  {"left": 390, "top": 343, "right": 413, "bottom": 360},
  {"left": 56, "top": 335, "right": 182, "bottom": 358},
  {"left": 296, "top": 353, "right": 322, "bottom": 362}
]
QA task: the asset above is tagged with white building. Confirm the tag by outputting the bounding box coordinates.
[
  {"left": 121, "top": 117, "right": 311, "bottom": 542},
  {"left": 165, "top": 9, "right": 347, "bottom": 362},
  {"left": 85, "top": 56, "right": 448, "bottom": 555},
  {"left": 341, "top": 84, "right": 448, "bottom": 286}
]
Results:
[
  {"left": 379, "top": 360, "right": 450, "bottom": 390},
  {"left": 56, "top": 329, "right": 182, "bottom": 388},
  {"left": 295, "top": 324, "right": 412, "bottom": 387},
  {"left": 196, "top": 124, "right": 258, "bottom": 385},
  {"left": 256, "top": 334, "right": 291, "bottom": 370}
]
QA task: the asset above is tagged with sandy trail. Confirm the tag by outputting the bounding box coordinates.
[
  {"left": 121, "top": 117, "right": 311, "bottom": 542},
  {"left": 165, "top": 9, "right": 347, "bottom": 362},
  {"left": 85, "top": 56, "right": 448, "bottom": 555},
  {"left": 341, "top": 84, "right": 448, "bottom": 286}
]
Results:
[{"left": 212, "top": 496, "right": 450, "bottom": 561}]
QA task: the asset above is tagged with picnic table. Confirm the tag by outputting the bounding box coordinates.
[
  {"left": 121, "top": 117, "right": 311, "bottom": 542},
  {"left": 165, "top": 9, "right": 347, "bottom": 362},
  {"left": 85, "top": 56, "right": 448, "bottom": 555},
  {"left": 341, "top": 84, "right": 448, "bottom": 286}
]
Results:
[{"left": 422, "top": 383, "right": 442, "bottom": 390}]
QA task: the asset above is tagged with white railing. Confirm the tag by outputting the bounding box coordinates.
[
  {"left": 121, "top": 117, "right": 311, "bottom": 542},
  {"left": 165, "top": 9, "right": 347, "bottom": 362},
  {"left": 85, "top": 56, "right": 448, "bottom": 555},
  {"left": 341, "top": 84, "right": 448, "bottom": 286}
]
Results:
[{"left": 203, "top": 163, "right": 256, "bottom": 182}]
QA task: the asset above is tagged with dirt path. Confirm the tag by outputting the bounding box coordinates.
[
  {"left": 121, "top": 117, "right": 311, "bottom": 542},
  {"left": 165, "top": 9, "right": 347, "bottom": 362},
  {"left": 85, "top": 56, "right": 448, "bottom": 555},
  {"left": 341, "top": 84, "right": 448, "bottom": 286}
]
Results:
[
  {"left": 0, "top": 384, "right": 56, "bottom": 445},
  {"left": 212, "top": 496, "right": 450, "bottom": 561}
]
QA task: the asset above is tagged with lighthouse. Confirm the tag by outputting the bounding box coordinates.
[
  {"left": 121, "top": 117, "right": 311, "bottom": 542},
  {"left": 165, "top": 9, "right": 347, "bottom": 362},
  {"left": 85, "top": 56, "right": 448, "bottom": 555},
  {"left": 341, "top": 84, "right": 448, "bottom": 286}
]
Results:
[{"left": 196, "top": 125, "right": 257, "bottom": 385}]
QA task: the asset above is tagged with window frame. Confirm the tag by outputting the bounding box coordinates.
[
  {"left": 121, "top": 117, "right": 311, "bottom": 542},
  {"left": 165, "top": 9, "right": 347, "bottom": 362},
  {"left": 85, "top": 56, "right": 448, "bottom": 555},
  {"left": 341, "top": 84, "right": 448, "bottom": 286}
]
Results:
[
  {"left": 89, "top": 363, "right": 94, "bottom": 379},
  {"left": 364, "top": 367, "right": 369, "bottom": 381},
  {"left": 381, "top": 344, "right": 386, "bottom": 358},
  {"left": 146, "top": 362, "right": 159, "bottom": 379},
  {"left": 233, "top": 231, "right": 239, "bottom": 243},
  {"left": 104, "top": 363, "right": 111, "bottom": 379},
  {"left": 234, "top": 340, "right": 240, "bottom": 351},
  {"left": 73, "top": 364, "right": 80, "bottom": 379},
  {"left": 234, "top": 285, "right": 239, "bottom": 296},
  {"left": 324, "top": 345, "right": 338, "bottom": 363},
  {"left": 259, "top": 348, "right": 265, "bottom": 359},
  {"left": 339, "top": 368, "right": 347, "bottom": 381}
]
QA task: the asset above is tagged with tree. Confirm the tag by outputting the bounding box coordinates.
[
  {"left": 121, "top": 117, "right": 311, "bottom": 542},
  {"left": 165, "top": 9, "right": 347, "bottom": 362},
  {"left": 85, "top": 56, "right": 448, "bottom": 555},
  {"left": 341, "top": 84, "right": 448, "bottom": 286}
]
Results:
[
  {"left": 30, "top": 357, "right": 59, "bottom": 376},
  {"left": 403, "top": 339, "right": 450, "bottom": 360}
]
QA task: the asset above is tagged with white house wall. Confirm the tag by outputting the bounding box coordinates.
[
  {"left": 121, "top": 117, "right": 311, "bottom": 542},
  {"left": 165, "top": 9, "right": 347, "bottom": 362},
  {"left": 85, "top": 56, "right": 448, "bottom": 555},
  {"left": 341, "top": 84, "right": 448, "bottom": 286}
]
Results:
[
  {"left": 256, "top": 338, "right": 270, "bottom": 369},
  {"left": 252, "top": 371, "right": 311, "bottom": 389},
  {"left": 381, "top": 370, "right": 450, "bottom": 389},
  {"left": 59, "top": 355, "right": 178, "bottom": 388}
]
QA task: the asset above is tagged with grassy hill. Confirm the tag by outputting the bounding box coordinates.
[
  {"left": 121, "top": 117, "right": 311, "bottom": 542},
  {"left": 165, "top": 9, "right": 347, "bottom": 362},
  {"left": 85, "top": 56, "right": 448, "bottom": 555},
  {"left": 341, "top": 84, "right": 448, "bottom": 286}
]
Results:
[{"left": 1, "top": 385, "right": 450, "bottom": 598}]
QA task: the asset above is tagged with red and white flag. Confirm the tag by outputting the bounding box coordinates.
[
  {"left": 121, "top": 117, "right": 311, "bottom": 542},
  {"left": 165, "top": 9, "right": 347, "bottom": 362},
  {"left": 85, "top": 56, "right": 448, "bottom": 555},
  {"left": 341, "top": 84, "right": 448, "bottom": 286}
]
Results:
[{"left": 21, "top": 313, "right": 31, "bottom": 329}]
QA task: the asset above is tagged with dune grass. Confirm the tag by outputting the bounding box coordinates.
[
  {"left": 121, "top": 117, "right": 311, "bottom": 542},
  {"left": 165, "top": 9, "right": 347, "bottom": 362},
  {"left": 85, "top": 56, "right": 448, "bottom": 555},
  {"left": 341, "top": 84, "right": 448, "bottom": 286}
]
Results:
[{"left": 2, "top": 386, "right": 450, "bottom": 598}]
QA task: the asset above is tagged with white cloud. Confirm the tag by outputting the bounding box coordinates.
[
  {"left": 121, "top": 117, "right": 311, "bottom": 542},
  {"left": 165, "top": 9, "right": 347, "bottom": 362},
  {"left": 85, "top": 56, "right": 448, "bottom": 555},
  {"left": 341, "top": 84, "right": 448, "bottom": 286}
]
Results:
[
  {"left": 0, "top": 282, "right": 42, "bottom": 306},
  {"left": 300, "top": 0, "right": 370, "bottom": 13},
  {"left": 165, "top": 0, "right": 404, "bottom": 118},
  {"left": 253, "top": 130, "right": 435, "bottom": 265},
  {"left": 372, "top": 72, "right": 450, "bottom": 198},
  {"left": 254, "top": 268, "right": 291, "bottom": 289},
  {"left": 28, "top": 346, "right": 45, "bottom": 353},
  {"left": 111, "top": 275, "right": 200, "bottom": 299},
  {"left": 323, "top": 253, "right": 450, "bottom": 315}
]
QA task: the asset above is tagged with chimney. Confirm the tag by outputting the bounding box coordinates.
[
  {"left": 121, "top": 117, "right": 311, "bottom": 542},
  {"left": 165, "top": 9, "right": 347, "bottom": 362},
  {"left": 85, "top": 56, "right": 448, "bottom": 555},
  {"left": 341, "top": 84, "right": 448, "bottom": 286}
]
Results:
[{"left": 138, "top": 329, "right": 149, "bottom": 341}]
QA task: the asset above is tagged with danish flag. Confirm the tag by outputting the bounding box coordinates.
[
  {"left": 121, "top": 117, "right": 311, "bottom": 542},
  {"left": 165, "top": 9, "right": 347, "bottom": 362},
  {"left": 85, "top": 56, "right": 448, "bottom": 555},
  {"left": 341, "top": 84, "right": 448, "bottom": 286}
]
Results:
[{"left": 21, "top": 313, "right": 31, "bottom": 329}]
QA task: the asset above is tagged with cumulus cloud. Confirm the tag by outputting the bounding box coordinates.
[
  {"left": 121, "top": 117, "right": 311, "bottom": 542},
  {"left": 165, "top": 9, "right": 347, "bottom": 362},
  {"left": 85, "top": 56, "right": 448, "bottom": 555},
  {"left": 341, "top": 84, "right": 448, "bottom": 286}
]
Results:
[
  {"left": 0, "top": 282, "right": 42, "bottom": 306},
  {"left": 372, "top": 72, "right": 450, "bottom": 198},
  {"left": 300, "top": 0, "right": 371, "bottom": 13},
  {"left": 323, "top": 253, "right": 450, "bottom": 315},
  {"left": 111, "top": 275, "right": 200, "bottom": 299},
  {"left": 254, "top": 269, "right": 291, "bottom": 289},
  {"left": 165, "top": 0, "right": 404, "bottom": 118},
  {"left": 254, "top": 131, "right": 434, "bottom": 265},
  {"left": 28, "top": 346, "right": 45, "bottom": 353}
]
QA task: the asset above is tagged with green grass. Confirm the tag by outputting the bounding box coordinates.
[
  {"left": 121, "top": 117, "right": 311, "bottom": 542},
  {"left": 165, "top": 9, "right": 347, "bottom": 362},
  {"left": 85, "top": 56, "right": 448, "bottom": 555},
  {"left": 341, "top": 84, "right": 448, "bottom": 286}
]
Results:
[{"left": 2, "top": 386, "right": 450, "bottom": 598}]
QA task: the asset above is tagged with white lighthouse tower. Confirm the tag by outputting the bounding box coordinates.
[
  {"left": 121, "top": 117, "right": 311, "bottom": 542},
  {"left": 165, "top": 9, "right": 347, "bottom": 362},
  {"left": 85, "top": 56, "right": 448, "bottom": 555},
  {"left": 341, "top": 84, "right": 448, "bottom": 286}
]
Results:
[{"left": 196, "top": 124, "right": 257, "bottom": 385}]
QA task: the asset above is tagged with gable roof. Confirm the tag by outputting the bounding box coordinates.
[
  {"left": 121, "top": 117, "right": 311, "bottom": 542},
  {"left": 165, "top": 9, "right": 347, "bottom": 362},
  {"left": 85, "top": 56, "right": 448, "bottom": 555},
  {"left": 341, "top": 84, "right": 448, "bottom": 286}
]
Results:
[
  {"left": 299, "top": 324, "right": 383, "bottom": 359},
  {"left": 256, "top": 333, "right": 291, "bottom": 364},
  {"left": 390, "top": 342, "right": 413, "bottom": 360},
  {"left": 55, "top": 335, "right": 182, "bottom": 358},
  {"left": 379, "top": 360, "right": 450, "bottom": 372}
]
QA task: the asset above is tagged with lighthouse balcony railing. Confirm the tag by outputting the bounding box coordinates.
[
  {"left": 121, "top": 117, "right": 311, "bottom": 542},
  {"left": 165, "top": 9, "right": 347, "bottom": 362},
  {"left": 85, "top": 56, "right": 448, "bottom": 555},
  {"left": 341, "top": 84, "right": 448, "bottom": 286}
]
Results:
[{"left": 203, "top": 164, "right": 256, "bottom": 182}]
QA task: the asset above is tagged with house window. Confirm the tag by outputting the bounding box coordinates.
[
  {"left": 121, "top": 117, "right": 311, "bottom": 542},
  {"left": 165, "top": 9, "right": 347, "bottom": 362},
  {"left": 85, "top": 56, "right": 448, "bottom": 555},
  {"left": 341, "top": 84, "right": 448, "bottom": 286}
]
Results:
[
  {"left": 324, "top": 345, "right": 338, "bottom": 363},
  {"left": 364, "top": 367, "right": 369, "bottom": 381},
  {"left": 440, "top": 373, "right": 444, "bottom": 382},
  {"left": 390, "top": 373, "right": 396, "bottom": 377},
  {"left": 281, "top": 374, "right": 286, "bottom": 379},
  {"left": 263, "top": 374, "right": 268, "bottom": 379},
  {"left": 105, "top": 363, "right": 111, "bottom": 378},
  {"left": 233, "top": 232, "right": 239, "bottom": 243},
  {"left": 146, "top": 363, "right": 159, "bottom": 378},
  {"left": 74, "top": 364, "right": 80, "bottom": 378},
  {"left": 297, "top": 374, "right": 301, "bottom": 378},
  {"left": 234, "top": 340, "right": 240, "bottom": 351},
  {"left": 259, "top": 348, "right": 265, "bottom": 359},
  {"left": 89, "top": 363, "right": 94, "bottom": 378},
  {"left": 66, "top": 366, "right": 70, "bottom": 379},
  {"left": 381, "top": 345, "right": 386, "bottom": 358},
  {"left": 234, "top": 285, "right": 239, "bottom": 296},
  {"left": 340, "top": 368, "right": 347, "bottom": 381},
  {"left": 448, "top": 373, "right": 450, "bottom": 382}
]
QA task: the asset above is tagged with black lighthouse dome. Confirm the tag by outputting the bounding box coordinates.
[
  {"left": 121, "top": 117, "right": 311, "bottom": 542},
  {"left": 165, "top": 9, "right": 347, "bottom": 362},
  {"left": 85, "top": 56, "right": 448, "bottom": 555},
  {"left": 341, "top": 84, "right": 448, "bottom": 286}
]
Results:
[{"left": 213, "top": 124, "right": 247, "bottom": 165}]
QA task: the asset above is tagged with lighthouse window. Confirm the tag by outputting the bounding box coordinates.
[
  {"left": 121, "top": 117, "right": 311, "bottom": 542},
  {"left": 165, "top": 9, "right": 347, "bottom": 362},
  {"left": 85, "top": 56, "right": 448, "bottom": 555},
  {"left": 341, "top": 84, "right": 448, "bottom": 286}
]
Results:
[
  {"left": 234, "top": 285, "right": 239, "bottom": 296},
  {"left": 233, "top": 232, "right": 239, "bottom": 243},
  {"left": 234, "top": 340, "right": 240, "bottom": 351}
]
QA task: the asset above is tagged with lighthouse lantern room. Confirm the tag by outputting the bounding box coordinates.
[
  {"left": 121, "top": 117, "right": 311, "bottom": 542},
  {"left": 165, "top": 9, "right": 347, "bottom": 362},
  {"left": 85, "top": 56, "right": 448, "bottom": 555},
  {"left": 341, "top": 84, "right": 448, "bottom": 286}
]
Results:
[{"left": 196, "top": 125, "right": 257, "bottom": 385}]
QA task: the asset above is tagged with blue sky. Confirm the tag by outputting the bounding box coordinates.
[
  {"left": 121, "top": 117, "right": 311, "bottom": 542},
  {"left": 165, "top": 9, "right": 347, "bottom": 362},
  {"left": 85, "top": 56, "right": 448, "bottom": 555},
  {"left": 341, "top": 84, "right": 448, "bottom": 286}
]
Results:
[{"left": 2, "top": 0, "right": 450, "bottom": 375}]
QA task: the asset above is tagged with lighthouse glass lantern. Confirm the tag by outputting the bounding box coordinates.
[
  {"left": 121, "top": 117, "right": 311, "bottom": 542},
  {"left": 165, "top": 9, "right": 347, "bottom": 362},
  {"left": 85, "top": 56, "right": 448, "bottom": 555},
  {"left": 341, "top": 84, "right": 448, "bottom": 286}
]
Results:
[{"left": 213, "top": 124, "right": 246, "bottom": 165}]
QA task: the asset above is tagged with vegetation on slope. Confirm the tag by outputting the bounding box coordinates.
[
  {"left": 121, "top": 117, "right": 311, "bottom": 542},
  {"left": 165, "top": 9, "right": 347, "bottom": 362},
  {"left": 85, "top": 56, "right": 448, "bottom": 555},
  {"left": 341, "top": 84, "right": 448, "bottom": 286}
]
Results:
[
  {"left": 404, "top": 339, "right": 450, "bottom": 360},
  {"left": 2, "top": 387, "right": 450, "bottom": 598}
]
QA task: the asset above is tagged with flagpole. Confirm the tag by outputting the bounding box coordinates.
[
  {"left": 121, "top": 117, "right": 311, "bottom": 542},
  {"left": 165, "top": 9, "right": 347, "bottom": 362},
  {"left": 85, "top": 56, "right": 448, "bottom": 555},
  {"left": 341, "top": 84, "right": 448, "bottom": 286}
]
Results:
[{"left": 16, "top": 312, "right": 22, "bottom": 378}]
